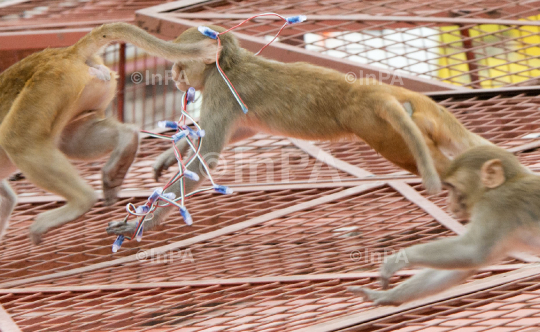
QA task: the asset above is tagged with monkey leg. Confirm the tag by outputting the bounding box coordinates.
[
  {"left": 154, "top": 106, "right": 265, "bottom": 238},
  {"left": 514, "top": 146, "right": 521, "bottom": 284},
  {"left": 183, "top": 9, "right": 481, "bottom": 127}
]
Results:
[
  {"left": 6, "top": 146, "right": 98, "bottom": 244},
  {"left": 348, "top": 268, "right": 476, "bottom": 306},
  {"left": 0, "top": 148, "right": 17, "bottom": 241},
  {"left": 375, "top": 98, "right": 441, "bottom": 193},
  {"left": 109, "top": 111, "right": 235, "bottom": 236},
  {"left": 60, "top": 116, "right": 139, "bottom": 205}
]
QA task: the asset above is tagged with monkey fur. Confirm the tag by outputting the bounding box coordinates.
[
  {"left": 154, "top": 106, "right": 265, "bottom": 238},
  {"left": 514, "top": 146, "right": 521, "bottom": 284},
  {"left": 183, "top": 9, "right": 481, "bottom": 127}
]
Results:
[
  {"left": 107, "top": 25, "right": 492, "bottom": 237},
  {"left": 350, "top": 145, "right": 540, "bottom": 305},
  {"left": 0, "top": 23, "right": 219, "bottom": 244}
]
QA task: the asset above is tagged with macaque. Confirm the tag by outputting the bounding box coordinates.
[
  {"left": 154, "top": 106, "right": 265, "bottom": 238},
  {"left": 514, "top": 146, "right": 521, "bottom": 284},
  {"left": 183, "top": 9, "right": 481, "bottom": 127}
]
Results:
[
  {"left": 107, "top": 25, "right": 492, "bottom": 236},
  {"left": 349, "top": 145, "right": 540, "bottom": 305},
  {"left": 0, "top": 23, "right": 218, "bottom": 244}
]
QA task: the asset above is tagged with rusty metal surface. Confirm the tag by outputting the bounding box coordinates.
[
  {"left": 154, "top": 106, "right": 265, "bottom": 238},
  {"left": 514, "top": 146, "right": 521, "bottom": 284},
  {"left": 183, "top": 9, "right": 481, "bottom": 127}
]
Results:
[
  {"left": 2, "top": 1, "right": 540, "bottom": 331},
  {"left": 9, "top": 134, "right": 356, "bottom": 198},
  {"left": 137, "top": 0, "right": 540, "bottom": 90}
]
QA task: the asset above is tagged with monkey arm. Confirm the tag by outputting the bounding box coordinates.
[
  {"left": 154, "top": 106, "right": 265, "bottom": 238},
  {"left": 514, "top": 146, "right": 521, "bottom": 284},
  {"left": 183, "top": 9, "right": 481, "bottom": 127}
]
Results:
[
  {"left": 380, "top": 226, "right": 503, "bottom": 288},
  {"left": 350, "top": 268, "right": 476, "bottom": 306}
]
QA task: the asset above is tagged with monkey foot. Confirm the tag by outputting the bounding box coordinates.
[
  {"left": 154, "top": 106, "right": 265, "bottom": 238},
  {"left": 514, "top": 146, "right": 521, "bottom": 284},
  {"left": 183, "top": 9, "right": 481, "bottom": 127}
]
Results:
[
  {"left": 89, "top": 64, "right": 111, "bottom": 81},
  {"left": 28, "top": 232, "right": 42, "bottom": 245},
  {"left": 106, "top": 220, "right": 138, "bottom": 236},
  {"left": 347, "top": 286, "right": 401, "bottom": 306}
]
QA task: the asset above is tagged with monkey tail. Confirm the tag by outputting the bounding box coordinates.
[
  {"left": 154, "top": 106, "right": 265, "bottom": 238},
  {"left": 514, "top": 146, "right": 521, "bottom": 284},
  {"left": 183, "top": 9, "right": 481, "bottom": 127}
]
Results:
[
  {"left": 380, "top": 98, "right": 441, "bottom": 193},
  {"left": 71, "top": 22, "right": 215, "bottom": 62}
]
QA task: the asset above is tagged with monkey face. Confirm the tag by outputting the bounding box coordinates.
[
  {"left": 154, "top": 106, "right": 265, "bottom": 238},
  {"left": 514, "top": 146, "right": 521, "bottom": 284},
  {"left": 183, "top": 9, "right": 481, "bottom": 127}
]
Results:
[{"left": 444, "top": 183, "right": 470, "bottom": 220}]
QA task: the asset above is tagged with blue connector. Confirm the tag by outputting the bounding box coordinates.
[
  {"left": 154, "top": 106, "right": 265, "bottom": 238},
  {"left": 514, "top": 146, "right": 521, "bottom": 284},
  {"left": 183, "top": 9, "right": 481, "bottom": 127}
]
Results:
[
  {"left": 161, "top": 192, "right": 176, "bottom": 200},
  {"left": 198, "top": 26, "right": 218, "bottom": 39},
  {"left": 183, "top": 169, "right": 200, "bottom": 181},
  {"left": 172, "top": 130, "right": 189, "bottom": 143},
  {"left": 214, "top": 184, "right": 233, "bottom": 195},
  {"left": 182, "top": 125, "right": 205, "bottom": 138},
  {"left": 180, "top": 206, "right": 193, "bottom": 226},
  {"left": 112, "top": 235, "right": 125, "bottom": 252},
  {"left": 135, "top": 226, "right": 144, "bottom": 242},
  {"left": 147, "top": 188, "right": 163, "bottom": 205},
  {"left": 158, "top": 121, "right": 179, "bottom": 130},
  {"left": 136, "top": 205, "right": 150, "bottom": 214},
  {"left": 186, "top": 87, "right": 196, "bottom": 103},
  {"left": 286, "top": 15, "right": 307, "bottom": 24}
]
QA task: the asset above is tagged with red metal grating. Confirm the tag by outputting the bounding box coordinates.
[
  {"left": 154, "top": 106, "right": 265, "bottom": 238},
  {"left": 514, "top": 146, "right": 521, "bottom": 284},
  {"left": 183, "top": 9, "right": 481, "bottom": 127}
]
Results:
[
  {"left": 9, "top": 134, "right": 356, "bottom": 198},
  {"left": 0, "top": 187, "right": 345, "bottom": 285},
  {"left": 18, "top": 184, "right": 457, "bottom": 287},
  {"left": 332, "top": 270, "right": 540, "bottom": 332},
  {"left": 139, "top": 0, "right": 540, "bottom": 90}
]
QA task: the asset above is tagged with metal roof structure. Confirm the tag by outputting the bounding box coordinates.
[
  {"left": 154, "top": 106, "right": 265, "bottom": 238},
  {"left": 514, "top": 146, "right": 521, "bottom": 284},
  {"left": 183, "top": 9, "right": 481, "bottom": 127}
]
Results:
[{"left": 1, "top": 0, "right": 540, "bottom": 331}]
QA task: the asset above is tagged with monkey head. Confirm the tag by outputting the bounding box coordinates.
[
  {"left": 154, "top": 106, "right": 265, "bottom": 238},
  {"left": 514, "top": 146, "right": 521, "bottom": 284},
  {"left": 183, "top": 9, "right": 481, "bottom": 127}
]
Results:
[
  {"left": 442, "top": 146, "right": 526, "bottom": 219},
  {"left": 171, "top": 25, "right": 238, "bottom": 91}
]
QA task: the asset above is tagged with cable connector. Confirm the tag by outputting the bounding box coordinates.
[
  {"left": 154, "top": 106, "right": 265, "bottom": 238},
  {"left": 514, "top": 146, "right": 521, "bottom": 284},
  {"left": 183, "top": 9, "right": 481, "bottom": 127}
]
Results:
[
  {"left": 286, "top": 15, "right": 307, "bottom": 24},
  {"left": 158, "top": 121, "right": 179, "bottom": 130},
  {"left": 181, "top": 125, "right": 205, "bottom": 138},
  {"left": 172, "top": 130, "right": 189, "bottom": 143},
  {"left": 183, "top": 169, "right": 200, "bottom": 181},
  {"left": 180, "top": 206, "right": 193, "bottom": 226},
  {"left": 186, "top": 87, "right": 196, "bottom": 103},
  {"left": 112, "top": 235, "right": 125, "bottom": 252},
  {"left": 214, "top": 184, "right": 233, "bottom": 195},
  {"left": 198, "top": 26, "right": 218, "bottom": 39}
]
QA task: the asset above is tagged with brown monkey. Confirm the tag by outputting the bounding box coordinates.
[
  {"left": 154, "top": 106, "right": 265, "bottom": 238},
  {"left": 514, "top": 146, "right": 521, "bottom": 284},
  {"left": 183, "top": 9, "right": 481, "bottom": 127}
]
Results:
[
  {"left": 349, "top": 145, "right": 540, "bottom": 305},
  {"left": 0, "top": 22, "right": 218, "bottom": 244},
  {"left": 106, "top": 25, "right": 492, "bottom": 236}
]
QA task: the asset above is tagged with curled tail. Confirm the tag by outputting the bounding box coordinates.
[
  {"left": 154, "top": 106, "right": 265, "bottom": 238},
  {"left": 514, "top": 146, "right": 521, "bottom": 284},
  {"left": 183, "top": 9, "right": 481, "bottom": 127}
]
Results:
[{"left": 71, "top": 22, "right": 216, "bottom": 62}]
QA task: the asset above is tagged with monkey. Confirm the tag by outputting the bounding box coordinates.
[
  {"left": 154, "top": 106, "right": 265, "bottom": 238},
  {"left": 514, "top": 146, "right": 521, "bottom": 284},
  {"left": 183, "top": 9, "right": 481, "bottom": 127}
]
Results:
[
  {"left": 0, "top": 22, "right": 219, "bottom": 244},
  {"left": 348, "top": 145, "right": 540, "bottom": 305},
  {"left": 106, "top": 25, "right": 492, "bottom": 237}
]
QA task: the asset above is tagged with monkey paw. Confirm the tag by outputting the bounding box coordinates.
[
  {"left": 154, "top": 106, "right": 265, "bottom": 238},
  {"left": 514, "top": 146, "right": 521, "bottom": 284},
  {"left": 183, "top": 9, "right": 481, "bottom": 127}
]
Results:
[
  {"left": 106, "top": 220, "right": 138, "bottom": 236},
  {"left": 89, "top": 65, "right": 111, "bottom": 81},
  {"left": 152, "top": 151, "right": 177, "bottom": 181},
  {"left": 28, "top": 221, "right": 46, "bottom": 245},
  {"left": 424, "top": 177, "right": 442, "bottom": 195},
  {"left": 347, "top": 286, "right": 401, "bottom": 306}
]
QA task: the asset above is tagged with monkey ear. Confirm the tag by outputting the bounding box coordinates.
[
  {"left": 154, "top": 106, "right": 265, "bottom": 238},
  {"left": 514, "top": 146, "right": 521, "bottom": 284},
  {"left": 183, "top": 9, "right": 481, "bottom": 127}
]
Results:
[
  {"left": 481, "top": 159, "right": 505, "bottom": 188},
  {"left": 202, "top": 43, "right": 221, "bottom": 65}
]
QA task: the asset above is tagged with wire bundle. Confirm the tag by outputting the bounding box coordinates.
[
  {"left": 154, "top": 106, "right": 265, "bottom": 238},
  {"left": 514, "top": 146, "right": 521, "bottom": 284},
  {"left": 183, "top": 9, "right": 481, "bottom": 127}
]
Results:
[{"left": 111, "top": 87, "right": 233, "bottom": 252}]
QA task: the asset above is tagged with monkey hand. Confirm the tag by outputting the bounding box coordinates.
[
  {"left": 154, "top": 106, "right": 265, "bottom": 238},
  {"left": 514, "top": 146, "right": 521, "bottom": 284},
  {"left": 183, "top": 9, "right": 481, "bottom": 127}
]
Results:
[
  {"left": 380, "top": 254, "right": 409, "bottom": 289},
  {"left": 106, "top": 219, "right": 138, "bottom": 236},
  {"left": 153, "top": 149, "right": 177, "bottom": 181},
  {"left": 347, "top": 287, "right": 401, "bottom": 306}
]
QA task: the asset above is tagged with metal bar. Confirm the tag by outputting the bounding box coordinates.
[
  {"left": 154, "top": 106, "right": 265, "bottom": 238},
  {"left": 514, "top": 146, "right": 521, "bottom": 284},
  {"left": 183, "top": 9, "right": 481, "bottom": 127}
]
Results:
[
  {"left": 289, "top": 139, "right": 373, "bottom": 178},
  {"left": 294, "top": 263, "right": 540, "bottom": 332},
  {"left": 116, "top": 43, "right": 126, "bottom": 122},
  {"left": 0, "top": 184, "right": 382, "bottom": 289},
  {"left": 426, "top": 86, "right": 540, "bottom": 98},
  {"left": 0, "top": 304, "right": 22, "bottom": 332},
  {"left": 458, "top": 25, "right": 481, "bottom": 89},
  {"left": 167, "top": 13, "right": 540, "bottom": 27},
  {"left": 0, "top": 0, "right": 30, "bottom": 9},
  {"left": 0, "top": 264, "right": 525, "bottom": 294},
  {"left": 135, "top": 11, "right": 463, "bottom": 92},
  {"left": 0, "top": 19, "right": 132, "bottom": 32},
  {"left": 0, "top": 28, "right": 91, "bottom": 50}
]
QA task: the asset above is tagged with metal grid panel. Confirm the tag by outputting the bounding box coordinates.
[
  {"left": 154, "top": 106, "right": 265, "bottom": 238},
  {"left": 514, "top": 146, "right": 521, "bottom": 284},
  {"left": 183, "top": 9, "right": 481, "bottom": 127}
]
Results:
[
  {"left": 0, "top": 187, "right": 340, "bottom": 284},
  {"left": 161, "top": 0, "right": 540, "bottom": 89},
  {"left": 0, "top": 0, "right": 176, "bottom": 30},
  {"left": 23, "top": 185, "right": 459, "bottom": 286},
  {"left": 0, "top": 279, "right": 375, "bottom": 332},
  {"left": 9, "top": 134, "right": 356, "bottom": 198},
  {"left": 336, "top": 273, "right": 540, "bottom": 332}
]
